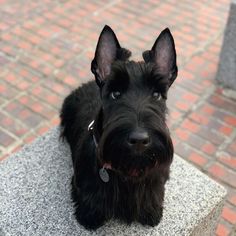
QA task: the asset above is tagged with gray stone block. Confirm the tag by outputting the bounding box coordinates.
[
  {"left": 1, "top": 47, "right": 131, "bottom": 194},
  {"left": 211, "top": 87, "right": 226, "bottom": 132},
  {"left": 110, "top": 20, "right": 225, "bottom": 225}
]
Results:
[
  {"left": 216, "top": 1, "right": 236, "bottom": 89},
  {"left": 0, "top": 127, "right": 226, "bottom": 236}
]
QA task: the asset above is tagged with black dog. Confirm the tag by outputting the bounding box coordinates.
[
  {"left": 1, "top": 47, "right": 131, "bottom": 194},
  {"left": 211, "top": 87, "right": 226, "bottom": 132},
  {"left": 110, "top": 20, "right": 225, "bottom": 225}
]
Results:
[{"left": 60, "top": 25, "right": 178, "bottom": 230}]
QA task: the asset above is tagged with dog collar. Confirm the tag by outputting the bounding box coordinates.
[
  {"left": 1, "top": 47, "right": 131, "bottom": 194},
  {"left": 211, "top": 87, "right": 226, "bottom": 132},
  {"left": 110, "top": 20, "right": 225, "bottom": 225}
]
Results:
[
  {"left": 88, "top": 120, "right": 111, "bottom": 183},
  {"left": 88, "top": 120, "right": 98, "bottom": 147}
]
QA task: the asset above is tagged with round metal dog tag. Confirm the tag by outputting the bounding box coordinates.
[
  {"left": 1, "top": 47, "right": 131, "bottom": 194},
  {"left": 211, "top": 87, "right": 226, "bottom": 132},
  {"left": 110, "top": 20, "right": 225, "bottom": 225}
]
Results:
[{"left": 99, "top": 168, "right": 109, "bottom": 183}]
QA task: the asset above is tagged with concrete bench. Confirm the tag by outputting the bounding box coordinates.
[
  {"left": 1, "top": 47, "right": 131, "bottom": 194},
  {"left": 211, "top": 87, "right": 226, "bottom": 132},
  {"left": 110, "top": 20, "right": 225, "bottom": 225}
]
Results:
[
  {"left": 0, "top": 127, "right": 226, "bottom": 236},
  {"left": 216, "top": 0, "right": 236, "bottom": 90}
]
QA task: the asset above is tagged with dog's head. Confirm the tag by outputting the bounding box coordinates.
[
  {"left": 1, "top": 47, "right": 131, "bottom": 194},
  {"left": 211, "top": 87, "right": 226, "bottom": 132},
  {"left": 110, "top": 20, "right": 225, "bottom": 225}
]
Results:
[{"left": 91, "top": 25, "right": 177, "bottom": 180}]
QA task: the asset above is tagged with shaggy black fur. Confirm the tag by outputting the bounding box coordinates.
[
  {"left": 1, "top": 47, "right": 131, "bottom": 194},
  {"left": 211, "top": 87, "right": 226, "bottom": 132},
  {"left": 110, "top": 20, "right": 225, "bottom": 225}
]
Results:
[{"left": 60, "top": 25, "right": 178, "bottom": 230}]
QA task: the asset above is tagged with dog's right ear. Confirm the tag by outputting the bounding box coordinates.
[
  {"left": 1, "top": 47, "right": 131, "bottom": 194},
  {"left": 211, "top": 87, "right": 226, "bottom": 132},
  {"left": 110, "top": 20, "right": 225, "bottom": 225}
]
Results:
[{"left": 91, "top": 25, "right": 131, "bottom": 87}]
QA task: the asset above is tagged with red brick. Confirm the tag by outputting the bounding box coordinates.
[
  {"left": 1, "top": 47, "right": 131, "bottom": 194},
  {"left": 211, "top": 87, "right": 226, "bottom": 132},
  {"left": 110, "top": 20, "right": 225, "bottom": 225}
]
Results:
[
  {"left": 0, "top": 130, "right": 15, "bottom": 147},
  {"left": 209, "top": 95, "right": 236, "bottom": 115},
  {"left": 0, "top": 84, "right": 6, "bottom": 93},
  {"left": 19, "top": 109, "right": 31, "bottom": 119},
  {"left": 182, "top": 92, "right": 199, "bottom": 103},
  {"left": 189, "top": 112, "right": 209, "bottom": 125},
  {"left": 28, "top": 34, "right": 42, "bottom": 45},
  {"left": 24, "top": 134, "right": 37, "bottom": 144},
  {"left": 50, "top": 116, "right": 60, "bottom": 126},
  {"left": 53, "top": 59, "right": 64, "bottom": 68},
  {"left": 5, "top": 73, "right": 17, "bottom": 83},
  {"left": 0, "top": 154, "right": 9, "bottom": 161},
  {"left": 208, "top": 163, "right": 226, "bottom": 178},
  {"left": 169, "top": 110, "right": 182, "bottom": 120},
  {"left": 0, "top": 82, "right": 17, "bottom": 100},
  {"left": 222, "top": 206, "right": 236, "bottom": 224},
  {"left": 1, "top": 33, "right": 12, "bottom": 41},
  {"left": 18, "top": 41, "right": 32, "bottom": 50},
  {"left": 19, "top": 95, "right": 56, "bottom": 119},
  {"left": 31, "top": 86, "right": 43, "bottom": 96},
  {"left": 209, "top": 163, "right": 236, "bottom": 188},
  {"left": 200, "top": 104, "right": 215, "bottom": 115},
  {"left": 175, "top": 129, "right": 190, "bottom": 141},
  {"left": 44, "top": 80, "right": 70, "bottom": 96},
  {"left": 197, "top": 127, "right": 224, "bottom": 146},
  {"left": 224, "top": 116, "right": 236, "bottom": 126},
  {"left": 181, "top": 119, "right": 200, "bottom": 133},
  {"left": 17, "top": 80, "right": 30, "bottom": 90},
  {"left": 202, "top": 143, "right": 216, "bottom": 155},
  {"left": 46, "top": 94, "right": 60, "bottom": 105},
  {"left": 175, "top": 101, "right": 190, "bottom": 111},
  {"left": 228, "top": 142, "right": 236, "bottom": 156},
  {"left": 36, "top": 125, "right": 51, "bottom": 135},
  {"left": 219, "top": 125, "right": 233, "bottom": 136},
  {"left": 64, "top": 76, "right": 79, "bottom": 87},
  {"left": 0, "top": 111, "right": 27, "bottom": 137},
  {"left": 37, "top": 29, "right": 52, "bottom": 38},
  {"left": 31, "top": 103, "right": 44, "bottom": 113},
  {"left": 219, "top": 155, "right": 236, "bottom": 169},
  {"left": 216, "top": 223, "right": 230, "bottom": 236},
  {"left": 228, "top": 194, "right": 236, "bottom": 206},
  {"left": 189, "top": 152, "right": 208, "bottom": 167}
]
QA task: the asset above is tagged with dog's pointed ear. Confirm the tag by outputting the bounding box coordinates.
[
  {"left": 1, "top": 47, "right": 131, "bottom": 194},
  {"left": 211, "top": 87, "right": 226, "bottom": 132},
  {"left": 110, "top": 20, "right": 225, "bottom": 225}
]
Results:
[
  {"left": 91, "top": 25, "right": 122, "bottom": 87},
  {"left": 143, "top": 28, "right": 178, "bottom": 87}
]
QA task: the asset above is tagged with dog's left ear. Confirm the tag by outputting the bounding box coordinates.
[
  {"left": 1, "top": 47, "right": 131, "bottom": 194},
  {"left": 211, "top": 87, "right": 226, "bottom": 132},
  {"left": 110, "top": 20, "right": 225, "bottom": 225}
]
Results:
[
  {"left": 143, "top": 28, "right": 178, "bottom": 87},
  {"left": 91, "top": 25, "right": 131, "bottom": 88}
]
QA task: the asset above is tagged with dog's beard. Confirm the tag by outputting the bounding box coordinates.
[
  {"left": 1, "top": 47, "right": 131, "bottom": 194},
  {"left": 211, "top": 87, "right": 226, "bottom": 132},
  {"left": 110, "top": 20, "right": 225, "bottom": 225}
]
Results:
[{"left": 97, "top": 124, "right": 173, "bottom": 181}]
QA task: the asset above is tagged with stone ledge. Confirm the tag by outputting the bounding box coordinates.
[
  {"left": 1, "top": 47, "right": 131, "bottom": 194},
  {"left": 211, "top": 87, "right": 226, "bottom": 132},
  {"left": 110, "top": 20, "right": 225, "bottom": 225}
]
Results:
[{"left": 0, "top": 127, "right": 226, "bottom": 236}]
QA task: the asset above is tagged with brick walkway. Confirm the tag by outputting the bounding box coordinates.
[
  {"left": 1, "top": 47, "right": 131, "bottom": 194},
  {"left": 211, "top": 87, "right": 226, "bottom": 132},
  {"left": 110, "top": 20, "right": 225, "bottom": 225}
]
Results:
[{"left": 0, "top": 0, "right": 235, "bottom": 235}]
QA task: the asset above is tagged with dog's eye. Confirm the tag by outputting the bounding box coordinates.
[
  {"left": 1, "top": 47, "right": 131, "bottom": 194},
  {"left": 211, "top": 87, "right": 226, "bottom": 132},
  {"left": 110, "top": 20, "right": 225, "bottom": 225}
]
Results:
[
  {"left": 152, "top": 92, "right": 161, "bottom": 100},
  {"left": 111, "top": 91, "right": 121, "bottom": 100}
]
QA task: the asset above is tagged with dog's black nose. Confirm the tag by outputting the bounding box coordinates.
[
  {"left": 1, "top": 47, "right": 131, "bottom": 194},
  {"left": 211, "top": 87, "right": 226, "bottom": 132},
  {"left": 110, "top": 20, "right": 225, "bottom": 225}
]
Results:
[{"left": 128, "top": 130, "right": 150, "bottom": 147}]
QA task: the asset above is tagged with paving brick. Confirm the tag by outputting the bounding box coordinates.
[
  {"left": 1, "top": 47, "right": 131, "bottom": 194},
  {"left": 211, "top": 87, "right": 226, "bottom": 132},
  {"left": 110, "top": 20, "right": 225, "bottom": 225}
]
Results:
[
  {"left": 202, "top": 142, "right": 217, "bottom": 155},
  {"left": 186, "top": 133, "right": 206, "bottom": 150},
  {"left": 222, "top": 205, "right": 236, "bottom": 224},
  {"left": 43, "top": 79, "right": 71, "bottom": 96},
  {"left": 227, "top": 141, "right": 236, "bottom": 157},
  {"left": 174, "top": 128, "right": 190, "bottom": 141},
  {"left": 208, "top": 163, "right": 236, "bottom": 188},
  {"left": 197, "top": 126, "right": 225, "bottom": 146},
  {"left": 23, "top": 133, "right": 38, "bottom": 144},
  {"left": 189, "top": 151, "right": 208, "bottom": 167},
  {"left": 181, "top": 119, "right": 200, "bottom": 133},
  {"left": 174, "top": 141, "right": 193, "bottom": 159},
  {"left": 219, "top": 125, "right": 233, "bottom": 136},
  {"left": 31, "top": 86, "right": 62, "bottom": 109},
  {"left": 0, "top": 82, "right": 18, "bottom": 100},
  {"left": 19, "top": 95, "right": 57, "bottom": 120},
  {"left": 36, "top": 124, "right": 51, "bottom": 135},
  {"left": 209, "top": 94, "right": 236, "bottom": 115},
  {"left": 0, "top": 111, "right": 28, "bottom": 137},
  {"left": 0, "top": 129, "right": 15, "bottom": 147},
  {"left": 219, "top": 154, "right": 236, "bottom": 170},
  {"left": 216, "top": 222, "right": 230, "bottom": 236},
  {"left": 4, "top": 101, "right": 43, "bottom": 129},
  {"left": 189, "top": 112, "right": 209, "bottom": 125},
  {"left": 224, "top": 116, "right": 236, "bottom": 127}
]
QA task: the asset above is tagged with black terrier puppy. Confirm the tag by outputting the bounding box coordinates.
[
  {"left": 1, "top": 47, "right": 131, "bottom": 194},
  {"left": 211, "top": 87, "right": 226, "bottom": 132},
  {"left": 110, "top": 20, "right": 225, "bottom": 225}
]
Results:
[{"left": 60, "top": 25, "right": 177, "bottom": 230}]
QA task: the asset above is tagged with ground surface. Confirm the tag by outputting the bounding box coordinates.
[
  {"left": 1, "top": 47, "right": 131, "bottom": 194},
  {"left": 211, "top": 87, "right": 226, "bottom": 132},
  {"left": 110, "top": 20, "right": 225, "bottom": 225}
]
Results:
[{"left": 0, "top": 0, "right": 235, "bottom": 235}]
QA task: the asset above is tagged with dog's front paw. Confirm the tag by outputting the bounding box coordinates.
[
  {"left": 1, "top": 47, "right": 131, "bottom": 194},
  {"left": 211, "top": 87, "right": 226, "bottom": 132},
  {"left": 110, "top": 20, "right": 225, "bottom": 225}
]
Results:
[
  {"left": 138, "top": 207, "right": 163, "bottom": 227},
  {"left": 75, "top": 207, "right": 106, "bottom": 230}
]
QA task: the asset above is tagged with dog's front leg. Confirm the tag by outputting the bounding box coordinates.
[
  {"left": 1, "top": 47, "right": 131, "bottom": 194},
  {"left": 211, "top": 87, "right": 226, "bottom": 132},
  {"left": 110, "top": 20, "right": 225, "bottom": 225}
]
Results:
[{"left": 71, "top": 177, "right": 108, "bottom": 230}]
